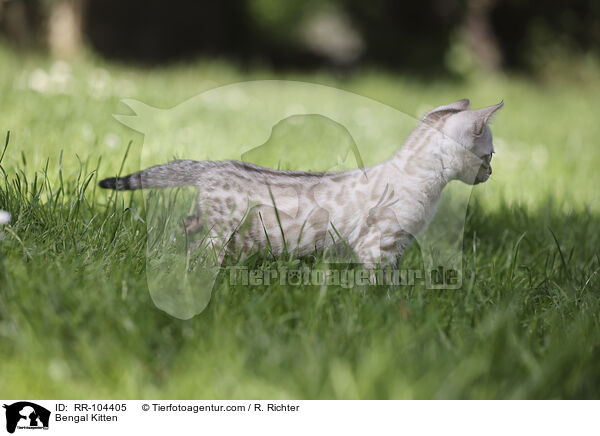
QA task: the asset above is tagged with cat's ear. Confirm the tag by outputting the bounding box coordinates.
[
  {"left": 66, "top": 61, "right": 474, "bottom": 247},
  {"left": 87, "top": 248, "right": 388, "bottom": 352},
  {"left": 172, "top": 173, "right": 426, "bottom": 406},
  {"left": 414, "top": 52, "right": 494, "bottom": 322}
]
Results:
[
  {"left": 442, "top": 98, "right": 471, "bottom": 111},
  {"left": 423, "top": 99, "right": 471, "bottom": 122},
  {"left": 471, "top": 101, "right": 504, "bottom": 136},
  {"left": 426, "top": 99, "right": 471, "bottom": 117}
]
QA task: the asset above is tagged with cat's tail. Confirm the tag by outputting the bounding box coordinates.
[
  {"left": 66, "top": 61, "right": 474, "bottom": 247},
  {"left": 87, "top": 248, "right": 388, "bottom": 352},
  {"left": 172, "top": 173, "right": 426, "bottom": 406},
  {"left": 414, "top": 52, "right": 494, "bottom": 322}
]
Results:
[{"left": 98, "top": 160, "right": 205, "bottom": 190}]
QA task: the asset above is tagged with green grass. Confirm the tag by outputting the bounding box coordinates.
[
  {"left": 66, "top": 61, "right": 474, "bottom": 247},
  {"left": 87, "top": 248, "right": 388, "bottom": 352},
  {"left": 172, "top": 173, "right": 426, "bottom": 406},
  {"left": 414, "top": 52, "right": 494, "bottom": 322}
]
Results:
[{"left": 1, "top": 44, "right": 600, "bottom": 398}]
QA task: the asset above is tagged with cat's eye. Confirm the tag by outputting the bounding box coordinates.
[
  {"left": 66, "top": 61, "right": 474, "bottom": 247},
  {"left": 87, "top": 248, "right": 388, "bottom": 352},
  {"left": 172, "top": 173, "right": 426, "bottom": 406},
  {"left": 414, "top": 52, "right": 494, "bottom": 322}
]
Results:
[{"left": 481, "top": 153, "right": 492, "bottom": 163}]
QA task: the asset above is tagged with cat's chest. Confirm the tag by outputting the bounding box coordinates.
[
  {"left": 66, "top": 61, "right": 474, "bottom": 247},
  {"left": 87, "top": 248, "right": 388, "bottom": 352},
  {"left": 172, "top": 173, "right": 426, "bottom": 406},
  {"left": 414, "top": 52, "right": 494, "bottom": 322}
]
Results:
[{"left": 360, "top": 177, "right": 441, "bottom": 230}]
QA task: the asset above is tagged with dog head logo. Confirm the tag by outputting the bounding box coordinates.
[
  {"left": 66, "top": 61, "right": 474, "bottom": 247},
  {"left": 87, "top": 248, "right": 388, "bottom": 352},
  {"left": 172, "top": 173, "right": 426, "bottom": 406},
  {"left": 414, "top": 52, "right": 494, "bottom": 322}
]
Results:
[{"left": 3, "top": 402, "right": 50, "bottom": 434}]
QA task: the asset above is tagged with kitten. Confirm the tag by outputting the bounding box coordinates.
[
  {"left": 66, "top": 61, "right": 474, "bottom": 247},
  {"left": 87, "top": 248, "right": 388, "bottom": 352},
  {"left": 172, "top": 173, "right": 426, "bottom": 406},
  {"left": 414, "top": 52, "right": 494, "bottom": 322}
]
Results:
[{"left": 99, "top": 99, "right": 502, "bottom": 268}]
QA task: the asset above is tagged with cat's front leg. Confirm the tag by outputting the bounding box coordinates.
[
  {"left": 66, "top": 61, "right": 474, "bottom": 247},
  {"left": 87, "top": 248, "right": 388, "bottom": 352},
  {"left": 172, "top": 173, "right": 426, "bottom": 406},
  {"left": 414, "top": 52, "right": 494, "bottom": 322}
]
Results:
[
  {"left": 354, "top": 227, "right": 398, "bottom": 284},
  {"left": 355, "top": 224, "right": 415, "bottom": 284}
]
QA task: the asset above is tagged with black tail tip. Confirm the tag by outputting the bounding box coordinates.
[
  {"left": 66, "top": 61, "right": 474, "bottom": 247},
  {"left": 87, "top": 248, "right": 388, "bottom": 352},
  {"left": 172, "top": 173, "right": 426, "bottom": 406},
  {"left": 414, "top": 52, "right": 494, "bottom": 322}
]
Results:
[{"left": 98, "top": 177, "right": 118, "bottom": 190}]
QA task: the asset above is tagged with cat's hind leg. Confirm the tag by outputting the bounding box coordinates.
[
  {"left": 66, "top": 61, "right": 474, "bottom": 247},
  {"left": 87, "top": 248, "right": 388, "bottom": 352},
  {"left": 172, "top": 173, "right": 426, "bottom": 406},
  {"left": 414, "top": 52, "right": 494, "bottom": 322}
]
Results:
[{"left": 181, "top": 213, "right": 203, "bottom": 234}]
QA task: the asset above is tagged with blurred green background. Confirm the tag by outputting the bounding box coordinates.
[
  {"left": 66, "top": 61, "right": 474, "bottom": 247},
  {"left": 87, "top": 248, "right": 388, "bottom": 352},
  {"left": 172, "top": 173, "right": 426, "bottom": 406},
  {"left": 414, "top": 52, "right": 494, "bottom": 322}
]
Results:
[{"left": 1, "top": 0, "right": 600, "bottom": 399}]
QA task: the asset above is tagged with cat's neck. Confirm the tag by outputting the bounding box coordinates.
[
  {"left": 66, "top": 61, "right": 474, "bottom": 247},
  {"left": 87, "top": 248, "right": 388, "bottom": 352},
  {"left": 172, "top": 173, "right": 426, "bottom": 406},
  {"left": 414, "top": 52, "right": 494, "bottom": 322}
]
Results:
[{"left": 387, "top": 134, "right": 453, "bottom": 199}]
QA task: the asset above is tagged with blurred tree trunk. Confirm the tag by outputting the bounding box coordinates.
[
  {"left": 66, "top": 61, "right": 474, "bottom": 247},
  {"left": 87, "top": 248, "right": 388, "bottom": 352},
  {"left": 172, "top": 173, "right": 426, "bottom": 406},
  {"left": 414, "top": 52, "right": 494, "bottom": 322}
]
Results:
[
  {"left": 462, "top": 0, "right": 502, "bottom": 71},
  {"left": 48, "top": 0, "right": 83, "bottom": 56},
  {"left": 0, "top": 0, "right": 82, "bottom": 56},
  {"left": 0, "top": 0, "right": 38, "bottom": 48}
]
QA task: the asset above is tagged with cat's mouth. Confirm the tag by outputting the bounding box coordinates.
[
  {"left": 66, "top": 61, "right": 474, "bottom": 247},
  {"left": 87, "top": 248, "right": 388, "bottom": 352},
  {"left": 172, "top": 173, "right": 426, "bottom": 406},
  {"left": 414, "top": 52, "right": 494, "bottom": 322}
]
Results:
[{"left": 474, "top": 164, "right": 492, "bottom": 184}]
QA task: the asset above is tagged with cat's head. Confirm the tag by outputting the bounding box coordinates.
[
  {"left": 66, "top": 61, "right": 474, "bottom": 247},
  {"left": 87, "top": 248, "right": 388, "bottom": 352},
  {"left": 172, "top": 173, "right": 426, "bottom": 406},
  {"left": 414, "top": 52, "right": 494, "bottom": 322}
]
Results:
[{"left": 423, "top": 99, "right": 504, "bottom": 185}]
